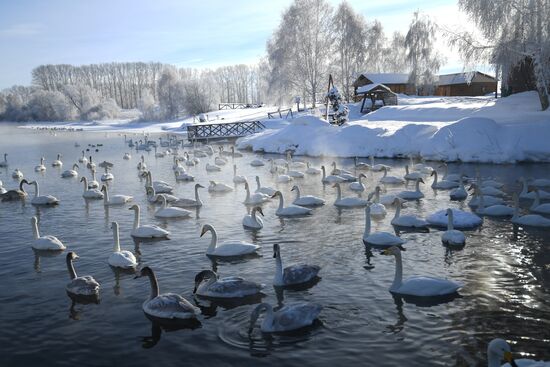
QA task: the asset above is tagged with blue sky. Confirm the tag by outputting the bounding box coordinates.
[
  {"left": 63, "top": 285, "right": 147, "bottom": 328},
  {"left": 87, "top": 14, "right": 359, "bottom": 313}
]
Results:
[{"left": 0, "top": 0, "right": 480, "bottom": 89}]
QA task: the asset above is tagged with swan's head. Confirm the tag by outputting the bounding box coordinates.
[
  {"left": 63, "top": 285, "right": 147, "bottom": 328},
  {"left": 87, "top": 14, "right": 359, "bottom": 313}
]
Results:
[
  {"left": 110, "top": 221, "right": 119, "bottom": 231},
  {"left": 252, "top": 206, "right": 264, "bottom": 217},
  {"left": 100, "top": 185, "right": 107, "bottom": 192},
  {"left": 291, "top": 185, "right": 298, "bottom": 191},
  {"left": 359, "top": 173, "right": 367, "bottom": 179},
  {"left": 66, "top": 251, "right": 79, "bottom": 261},
  {"left": 31, "top": 216, "right": 38, "bottom": 226},
  {"left": 73, "top": 164, "right": 79, "bottom": 170},
  {"left": 20, "top": 179, "right": 30, "bottom": 187},
  {"left": 417, "top": 178, "right": 425, "bottom": 184},
  {"left": 134, "top": 266, "right": 153, "bottom": 279},
  {"left": 271, "top": 191, "right": 281, "bottom": 199},
  {"left": 200, "top": 224, "right": 214, "bottom": 237},
  {"left": 487, "top": 339, "right": 514, "bottom": 365},
  {"left": 430, "top": 170, "right": 436, "bottom": 177},
  {"left": 273, "top": 243, "right": 281, "bottom": 258},
  {"left": 244, "top": 181, "right": 250, "bottom": 190},
  {"left": 195, "top": 183, "right": 205, "bottom": 189},
  {"left": 332, "top": 183, "right": 341, "bottom": 189},
  {"left": 145, "top": 186, "right": 154, "bottom": 196},
  {"left": 445, "top": 208, "right": 454, "bottom": 218},
  {"left": 392, "top": 197, "right": 402, "bottom": 206},
  {"left": 321, "top": 165, "right": 326, "bottom": 172},
  {"left": 249, "top": 303, "right": 270, "bottom": 334},
  {"left": 380, "top": 245, "right": 406, "bottom": 256},
  {"left": 193, "top": 270, "right": 217, "bottom": 293}
]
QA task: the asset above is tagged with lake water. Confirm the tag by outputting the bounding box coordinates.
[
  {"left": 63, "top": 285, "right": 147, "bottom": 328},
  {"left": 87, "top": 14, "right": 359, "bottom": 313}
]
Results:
[{"left": 0, "top": 123, "right": 549, "bottom": 366}]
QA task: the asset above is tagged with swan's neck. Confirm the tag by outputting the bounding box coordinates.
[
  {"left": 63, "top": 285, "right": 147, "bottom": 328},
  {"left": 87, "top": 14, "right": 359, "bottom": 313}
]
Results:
[
  {"left": 82, "top": 178, "right": 88, "bottom": 193},
  {"left": 432, "top": 171, "right": 438, "bottom": 185},
  {"left": 531, "top": 190, "right": 540, "bottom": 209},
  {"left": 274, "top": 253, "right": 284, "bottom": 284},
  {"left": 393, "top": 203, "right": 401, "bottom": 219},
  {"left": 487, "top": 353, "right": 501, "bottom": 367},
  {"left": 32, "top": 220, "right": 39, "bottom": 239},
  {"left": 363, "top": 209, "right": 371, "bottom": 237},
  {"left": 161, "top": 196, "right": 167, "bottom": 209},
  {"left": 133, "top": 207, "right": 140, "bottom": 229},
  {"left": 513, "top": 197, "right": 520, "bottom": 220},
  {"left": 233, "top": 166, "right": 237, "bottom": 176},
  {"left": 251, "top": 208, "right": 259, "bottom": 222},
  {"left": 195, "top": 186, "right": 201, "bottom": 203},
  {"left": 478, "top": 191, "right": 485, "bottom": 210},
  {"left": 375, "top": 188, "right": 380, "bottom": 203},
  {"left": 405, "top": 165, "right": 410, "bottom": 174},
  {"left": 256, "top": 177, "right": 261, "bottom": 191},
  {"left": 92, "top": 171, "right": 96, "bottom": 181},
  {"left": 113, "top": 226, "right": 121, "bottom": 252},
  {"left": 147, "top": 271, "right": 160, "bottom": 300},
  {"left": 33, "top": 182, "right": 39, "bottom": 197},
  {"left": 66, "top": 257, "right": 77, "bottom": 280},
  {"left": 245, "top": 185, "right": 251, "bottom": 201},
  {"left": 103, "top": 187, "right": 109, "bottom": 203},
  {"left": 382, "top": 169, "right": 387, "bottom": 178},
  {"left": 358, "top": 175, "right": 364, "bottom": 184},
  {"left": 263, "top": 304, "right": 274, "bottom": 330},
  {"left": 207, "top": 228, "right": 218, "bottom": 252},
  {"left": 277, "top": 194, "right": 284, "bottom": 210},
  {"left": 447, "top": 212, "right": 454, "bottom": 230},
  {"left": 391, "top": 252, "right": 403, "bottom": 291},
  {"left": 520, "top": 179, "right": 528, "bottom": 195},
  {"left": 294, "top": 187, "right": 301, "bottom": 200},
  {"left": 415, "top": 180, "right": 421, "bottom": 192},
  {"left": 321, "top": 167, "right": 326, "bottom": 180},
  {"left": 335, "top": 185, "right": 342, "bottom": 201}
]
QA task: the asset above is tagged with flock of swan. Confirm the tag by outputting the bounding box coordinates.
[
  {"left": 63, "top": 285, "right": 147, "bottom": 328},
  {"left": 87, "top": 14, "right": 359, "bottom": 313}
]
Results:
[{"left": 1, "top": 139, "right": 549, "bottom": 365}]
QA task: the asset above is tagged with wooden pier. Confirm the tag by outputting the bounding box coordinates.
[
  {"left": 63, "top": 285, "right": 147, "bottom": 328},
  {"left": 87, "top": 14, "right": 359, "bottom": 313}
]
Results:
[{"left": 186, "top": 120, "right": 266, "bottom": 141}]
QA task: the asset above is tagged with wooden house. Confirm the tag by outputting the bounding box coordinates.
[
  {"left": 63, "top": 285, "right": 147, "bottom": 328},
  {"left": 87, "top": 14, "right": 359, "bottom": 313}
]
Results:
[
  {"left": 352, "top": 73, "right": 412, "bottom": 101},
  {"left": 435, "top": 72, "right": 497, "bottom": 96}
]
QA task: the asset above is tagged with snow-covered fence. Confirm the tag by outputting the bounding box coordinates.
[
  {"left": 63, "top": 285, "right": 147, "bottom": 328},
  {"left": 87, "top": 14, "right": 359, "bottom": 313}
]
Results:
[
  {"left": 186, "top": 120, "right": 265, "bottom": 141},
  {"left": 267, "top": 108, "right": 293, "bottom": 119}
]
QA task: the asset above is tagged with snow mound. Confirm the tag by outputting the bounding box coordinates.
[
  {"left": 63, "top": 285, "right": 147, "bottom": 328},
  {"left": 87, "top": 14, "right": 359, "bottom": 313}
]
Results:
[{"left": 427, "top": 209, "right": 483, "bottom": 229}]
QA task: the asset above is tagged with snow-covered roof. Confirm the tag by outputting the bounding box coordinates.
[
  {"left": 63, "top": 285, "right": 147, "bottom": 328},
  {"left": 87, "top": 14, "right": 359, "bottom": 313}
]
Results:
[
  {"left": 438, "top": 72, "right": 496, "bottom": 86},
  {"left": 356, "top": 83, "right": 395, "bottom": 94},
  {"left": 357, "top": 73, "right": 410, "bottom": 85}
]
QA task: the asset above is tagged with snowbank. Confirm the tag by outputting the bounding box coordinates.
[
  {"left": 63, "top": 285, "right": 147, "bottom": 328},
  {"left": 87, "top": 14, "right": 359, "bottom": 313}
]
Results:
[{"left": 237, "top": 92, "right": 550, "bottom": 163}]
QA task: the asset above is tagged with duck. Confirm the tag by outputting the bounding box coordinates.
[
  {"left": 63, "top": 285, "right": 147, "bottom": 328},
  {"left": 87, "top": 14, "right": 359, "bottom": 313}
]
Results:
[
  {"left": 354, "top": 156, "right": 371, "bottom": 170},
  {"left": 248, "top": 302, "right": 322, "bottom": 333},
  {"left": 78, "top": 151, "right": 88, "bottom": 164},
  {"left": 100, "top": 166, "right": 114, "bottom": 181},
  {"left": 52, "top": 154, "right": 63, "bottom": 167},
  {"left": 305, "top": 162, "right": 322, "bottom": 175},
  {"left": 80, "top": 177, "right": 103, "bottom": 199},
  {"left": 474, "top": 186, "right": 514, "bottom": 217},
  {"left": 390, "top": 198, "right": 429, "bottom": 229},
  {"left": 403, "top": 165, "right": 422, "bottom": 181},
  {"left": 28, "top": 180, "right": 59, "bottom": 206},
  {"left": 431, "top": 170, "right": 459, "bottom": 189},
  {"left": 101, "top": 185, "right": 133, "bottom": 206},
  {"left": 370, "top": 156, "right": 391, "bottom": 172},
  {"left": 206, "top": 163, "right": 221, "bottom": 172},
  {"left": 291, "top": 185, "right": 325, "bottom": 206},
  {"left": 232, "top": 164, "right": 247, "bottom": 184},
  {"left": 363, "top": 205, "right": 405, "bottom": 247},
  {"left": 380, "top": 167, "right": 405, "bottom": 184},
  {"left": 146, "top": 186, "right": 178, "bottom": 204},
  {"left": 172, "top": 184, "right": 204, "bottom": 208},
  {"left": 529, "top": 187, "right": 550, "bottom": 214},
  {"left": 285, "top": 163, "right": 305, "bottom": 178},
  {"left": 134, "top": 266, "right": 200, "bottom": 321},
  {"left": 321, "top": 165, "right": 346, "bottom": 184},
  {"left": 0, "top": 179, "right": 28, "bottom": 201},
  {"left": 108, "top": 222, "right": 137, "bottom": 269},
  {"left": 519, "top": 177, "right": 550, "bottom": 200},
  {"left": 449, "top": 179, "right": 468, "bottom": 200},
  {"left": 12, "top": 168, "right": 23, "bottom": 179},
  {"left": 145, "top": 171, "right": 173, "bottom": 194},
  {"left": 154, "top": 195, "right": 192, "bottom": 219},
  {"left": 333, "top": 183, "right": 368, "bottom": 208},
  {"left": 0, "top": 153, "right": 8, "bottom": 167},
  {"left": 65, "top": 252, "right": 100, "bottom": 297},
  {"left": 34, "top": 157, "right": 46, "bottom": 172},
  {"left": 486, "top": 338, "right": 549, "bottom": 367},
  {"left": 208, "top": 180, "right": 233, "bottom": 193},
  {"left": 349, "top": 173, "right": 367, "bottom": 192},
  {"left": 61, "top": 164, "right": 79, "bottom": 178},
  {"left": 242, "top": 206, "right": 264, "bottom": 230},
  {"left": 243, "top": 180, "right": 270, "bottom": 205},
  {"left": 193, "top": 270, "right": 263, "bottom": 299},
  {"left": 250, "top": 158, "right": 265, "bottom": 167},
  {"left": 255, "top": 176, "right": 276, "bottom": 196},
  {"left": 200, "top": 224, "right": 260, "bottom": 257},
  {"left": 367, "top": 186, "right": 387, "bottom": 215},
  {"left": 381, "top": 246, "right": 462, "bottom": 296},
  {"left": 123, "top": 152, "right": 131, "bottom": 160},
  {"left": 273, "top": 243, "right": 320, "bottom": 287},
  {"left": 272, "top": 190, "right": 312, "bottom": 216},
  {"left": 397, "top": 178, "right": 425, "bottom": 200},
  {"left": 128, "top": 204, "right": 170, "bottom": 238},
  {"left": 441, "top": 209, "right": 466, "bottom": 246},
  {"left": 331, "top": 161, "right": 352, "bottom": 176},
  {"left": 31, "top": 216, "right": 66, "bottom": 251},
  {"left": 511, "top": 193, "right": 550, "bottom": 227}
]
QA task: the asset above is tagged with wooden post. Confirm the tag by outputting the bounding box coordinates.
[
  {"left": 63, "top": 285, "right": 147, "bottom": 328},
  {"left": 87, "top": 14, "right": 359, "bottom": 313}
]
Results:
[{"left": 325, "top": 74, "right": 334, "bottom": 122}]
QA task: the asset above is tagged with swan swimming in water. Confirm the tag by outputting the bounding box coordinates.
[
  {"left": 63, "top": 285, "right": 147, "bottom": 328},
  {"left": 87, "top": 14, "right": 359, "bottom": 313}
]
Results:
[
  {"left": 349, "top": 173, "right": 367, "bottom": 192},
  {"left": 529, "top": 187, "right": 550, "bottom": 214},
  {"left": 273, "top": 243, "right": 320, "bottom": 287},
  {"left": 154, "top": 195, "right": 191, "bottom": 219},
  {"left": 474, "top": 186, "right": 513, "bottom": 217},
  {"left": 101, "top": 185, "right": 133, "bottom": 206},
  {"left": 430, "top": 170, "right": 459, "bottom": 189},
  {"left": 305, "top": 162, "right": 322, "bottom": 175},
  {"left": 61, "top": 163, "right": 79, "bottom": 178},
  {"left": 441, "top": 209, "right": 466, "bottom": 247},
  {"left": 333, "top": 183, "right": 368, "bottom": 208},
  {"left": 486, "top": 338, "right": 549, "bottom": 367},
  {"left": 390, "top": 198, "right": 429, "bottom": 230},
  {"left": 242, "top": 206, "right": 264, "bottom": 230},
  {"left": 100, "top": 166, "right": 114, "bottom": 181},
  {"left": 0, "top": 153, "right": 8, "bottom": 167},
  {"left": 272, "top": 190, "right": 312, "bottom": 216},
  {"left": 208, "top": 180, "right": 233, "bottom": 193},
  {"left": 0, "top": 179, "right": 27, "bottom": 201},
  {"left": 11, "top": 168, "right": 23, "bottom": 179},
  {"left": 34, "top": 157, "right": 46, "bottom": 172},
  {"left": 255, "top": 176, "right": 276, "bottom": 196},
  {"left": 52, "top": 154, "right": 63, "bottom": 167},
  {"left": 232, "top": 164, "right": 247, "bottom": 184},
  {"left": 321, "top": 165, "right": 346, "bottom": 184},
  {"left": 380, "top": 167, "right": 405, "bottom": 184},
  {"left": 88, "top": 168, "right": 100, "bottom": 189},
  {"left": 248, "top": 302, "right": 322, "bottom": 333},
  {"left": 367, "top": 186, "right": 387, "bottom": 216},
  {"left": 108, "top": 222, "right": 137, "bottom": 269},
  {"left": 397, "top": 178, "right": 425, "bottom": 200},
  {"left": 128, "top": 204, "right": 170, "bottom": 238},
  {"left": 291, "top": 185, "right": 325, "bottom": 206},
  {"left": 363, "top": 205, "right": 405, "bottom": 247},
  {"left": 200, "top": 224, "right": 260, "bottom": 257},
  {"left": 78, "top": 151, "right": 88, "bottom": 164},
  {"left": 134, "top": 266, "right": 200, "bottom": 321},
  {"left": 511, "top": 192, "right": 550, "bottom": 228},
  {"left": 404, "top": 165, "right": 422, "bottom": 181},
  {"left": 172, "top": 184, "right": 204, "bottom": 208},
  {"left": 146, "top": 186, "right": 178, "bottom": 204},
  {"left": 80, "top": 177, "right": 103, "bottom": 199},
  {"left": 193, "top": 270, "right": 263, "bottom": 299},
  {"left": 66, "top": 252, "right": 100, "bottom": 297},
  {"left": 31, "top": 216, "right": 66, "bottom": 251},
  {"left": 145, "top": 171, "right": 173, "bottom": 194},
  {"left": 28, "top": 180, "right": 59, "bottom": 206},
  {"left": 381, "top": 246, "right": 462, "bottom": 297},
  {"left": 243, "top": 180, "right": 270, "bottom": 205}
]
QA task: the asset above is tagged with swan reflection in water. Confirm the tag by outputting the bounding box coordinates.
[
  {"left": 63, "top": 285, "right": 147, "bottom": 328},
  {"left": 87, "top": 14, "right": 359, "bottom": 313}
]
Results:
[
  {"left": 33, "top": 248, "right": 64, "bottom": 273},
  {"left": 140, "top": 319, "right": 201, "bottom": 349}
]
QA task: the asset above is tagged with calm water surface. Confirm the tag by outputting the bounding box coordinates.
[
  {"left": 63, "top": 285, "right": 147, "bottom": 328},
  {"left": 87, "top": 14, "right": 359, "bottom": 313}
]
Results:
[{"left": 0, "top": 123, "right": 549, "bottom": 366}]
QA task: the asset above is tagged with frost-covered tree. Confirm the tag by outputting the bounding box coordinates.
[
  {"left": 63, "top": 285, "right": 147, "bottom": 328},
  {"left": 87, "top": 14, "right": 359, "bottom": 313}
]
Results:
[
  {"left": 157, "top": 68, "right": 184, "bottom": 120},
  {"left": 382, "top": 32, "right": 409, "bottom": 73},
  {"left": 28, "top": 90, "right": 76, "bottom": 121},
  {"left": 327, "top": 86, "right": 349, "bottom": 125},
  {"left": 332, "top": 1, "right": 367, "bottom": 101},
  {"left": 62, "top": 84, "right": 100, "bottom": 115},
  {"left": 449, "top": 0, "right": 550, "bottom": 110},
  {"left": 267, "top": 0, "right": 334, "bottom": 107},
  {"left": 364, "top": 20, "right": 386, "bottom": 73},
  {"left": 138, "top": 89, "right": 157, "bottom": 121},
  {"left": 405, "top": 12, "right": 442, "bottom": 95}
]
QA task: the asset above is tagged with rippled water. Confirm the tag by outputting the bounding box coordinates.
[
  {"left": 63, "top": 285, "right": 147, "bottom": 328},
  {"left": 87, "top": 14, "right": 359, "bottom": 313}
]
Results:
[{"left": 0, "top": 123, "right": 549, "bottom": 367}]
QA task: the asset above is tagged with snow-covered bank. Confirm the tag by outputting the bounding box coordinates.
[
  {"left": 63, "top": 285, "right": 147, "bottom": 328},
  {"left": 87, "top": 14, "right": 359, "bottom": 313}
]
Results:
[{"left": 237, "top": 92, "right": 550, "bottom": 163}]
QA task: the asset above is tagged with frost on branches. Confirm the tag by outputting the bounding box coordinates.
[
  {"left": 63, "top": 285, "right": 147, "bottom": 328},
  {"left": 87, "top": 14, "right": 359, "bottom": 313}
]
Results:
[{"left": 326, "top": 86, "right": 349, "bottom": 125}]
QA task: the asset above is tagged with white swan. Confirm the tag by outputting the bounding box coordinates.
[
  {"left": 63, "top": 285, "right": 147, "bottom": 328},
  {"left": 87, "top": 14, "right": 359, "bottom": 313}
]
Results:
[
  {"left": 129, "top": 204, "right": 170, "bottom": 238},
  {"left": 52, "top": 154, "right": 63, "bottom": 167},
  {"left": 333, "top": 183, "right": 368, "bottom": 208},
  {"left": 145, "top": 171, "right": 173, "bottom": 194},
  {"left": 232, "top": 164, "right": 247, "bottom": 184},
  {"left": 243, "top": 206, "right": 264, "bottom": 229},
  {"left": 390, "top": 198, "right": 429, "bottom": 229},
  {"left": 31, "top": 216, "right": 66, "bottom": 251},
  {"left": 397, "top": 178, "right": 425, "bottom": 200},
  {"left": 250, "top": 158, "right": 265, "bottom": 167},
  {"left": 354, "top": 157, "right": 371, "bottom": 170},
  {"left": 200, "top": 224, "right": 260, "bottom": 257},
  {"left": 29, "top": 181, "right": 59, "bottom": 205},
  {"left": 468, "top": 193, "right": 504, "bottom": 208},
  {"left": 380, "top": 167, "right": 405, "bottom": 184},
  {"left": 285, "top": 163, "right": 305, "bottom": 178},
  {"left": 154, "top": 195, "right": 191, "bottom": 219},
  {"left": 367, "top": 186, "right": 387, "bottom": 215},
  {"left": 175, "top": 170, "right": 194, "bottom": 181},
  {"left": 487, "top": 338, "right": 549, "bottom": 367},
  {"left": 475, "top": 185, "right": 506, "bottom": 197},
  {"left": 303, "top": 161, "right": 320, "bottom": 175},
  {"left": 276, "top": 172, "right": 293, "bottom": 183},
  {"left": 475, "top": 187, "right": 514, "bottom": 216},
  {"left": 66, "top": 252, "right": 100, "bottom": 297},
  {"left": 449, "top": 179, "right": 467, "bottom": 200},
  {"left": 146, "top": 186, "right": 178, "bottom": 204},
  {"left": 137, "top": 155, "right": 147, "bottom": 171},
  {"left": 439, "top": 163, "right": 464, "bottom": 182},
  {"left": 519, "top": 177, "right": 550, "bottom": 200},
  {"left": 86, "top": 156, "right": 96, "bottom": 170},
  {"left": 321, "top": 165, "right": 346, "bottom": 184},
  {"left": 100, "top": 166, "right": 114, "bottom": 181},
  {"left": 248, "top": 302, "right": 322, "bottom": 333},
  {"left": 291, "top": 185, "right": 325, "bottom": 206},
  {"left": 512, "top": 193, "right": 550, "bottom": 227},
  {"left": 530, "top": 187, "right": 550, "bottom": 214},
  {"left": 331, "top": 161, "right": 352, "bottom": 175},
  {"left": 108, "top": 222, "right": 137, "bottom": 269},
  {"left": 0, "top": 153, "right": 7, "bottom": 167},
  {"left": 88, "top": 169, "right": 100, "bottom": 189},
  {"left": 214, "top": 155, "right": 227, "bottom": 166},
  {"left": 381, "top": 246, "right": 462, "bottom": 296},
  {"left": 172, "top": 184, "right": 204, "bottom": 208},
  {"left": 61, "top": 163, "right": 79, "bottom": 178},
  {"left": 255, "top": 176, "right": 276, "bottom": 196},
  {"left": 441, "top": 209, "right": 466, "bottom": 246},
  {"left": 370, "top": 156, "right": 391, "bottom": 172},
  {"left": 34, "top": 157, "right": 46, "bottom": 172},
  {"left": 78, "top": 151, "right": 88, "bottom": 164},
  {"left": 271, "top": 190, "right": 311, "bottom": 216},
  {"left": 123, "top": 152, "right": 131, "bottom": 160},
  {"left": 363, "top": 205, "right": 405, "bottom": 247},
  {"left": 206, "top": 163, "right": 222, "bottom": 172},
  {"left": 135, "top": 266, "right": 200, "bottom": 320},
  {"left": 528, "top": 177, "right": 550, "bottom": 188},
  {"left": 12, "top": 168, "right": 23, "bottom": 179},
  {"left": 244, "top": 180, "right": 270, "bottom": 205},
  {"left": 208, "top": 180, "right": 233, "bottom": 193},
  {"left": 403, "top": 165, "right": 422, "bottom": 181},
  {"left": 273, "top": 243, "right": 320, "bottom": 286},
  {"left": 80, "top": 177, "right": 103, "bottom": 199},
  {"left": 193, "top": 270, "right": 263, "bottom": 298},
  {"left": 101, "top": 185, "right": 133, "bottom": 206},
  {"left": 431, "top": 170, "right": 459, "bottom": 189},
  {"left": 349, "top": 173, "right": 367, "bottom": 192}
]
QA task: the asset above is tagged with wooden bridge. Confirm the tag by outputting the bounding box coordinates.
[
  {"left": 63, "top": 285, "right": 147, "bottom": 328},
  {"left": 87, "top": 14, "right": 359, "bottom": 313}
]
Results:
[
  {"left": 218, "top": 102, "right": 262, "bottom": 110},
  {"left": 186, "top": 120, "right": 266, "bottom": 141}
]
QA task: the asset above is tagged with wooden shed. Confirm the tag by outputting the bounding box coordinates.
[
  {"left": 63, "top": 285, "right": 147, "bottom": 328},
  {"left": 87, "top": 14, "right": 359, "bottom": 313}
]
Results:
[
  {"left": 353, "top": 73, "right": 413, "bottom": 101},
  {"left": 356, "top": 84, "right": 398, "bottom": 113},
  {"left": 435, "top": 72, "right": 497, "bottom": 96}
]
